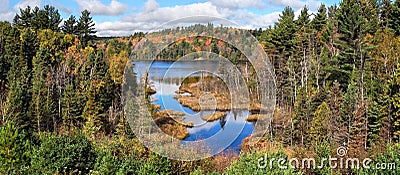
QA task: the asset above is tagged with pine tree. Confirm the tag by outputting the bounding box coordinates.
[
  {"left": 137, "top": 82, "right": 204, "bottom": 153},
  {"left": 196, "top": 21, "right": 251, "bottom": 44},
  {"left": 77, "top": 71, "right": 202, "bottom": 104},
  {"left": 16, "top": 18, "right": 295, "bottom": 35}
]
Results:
[
  {"left": 380, "top": 0, "right": 392, "bottom": 28},
  {"left": 389, "top": 0, "right": 400, "bottom": 35},
  {"left": 391, "top": 65, "right": 400, "bottom": 142},
  {"left": 6, "top": 56, "right": 31, "bottom": 130},
  {"left": 328, "top": 81, "right": 345, "bottom": 146},
  {"left": 83, "top": 82, "right": 105, "bottom": 137},
  {"left": 13, "top": 6, "right": 33, "bottom": 29},
  {"left": 312, "top": 4, "right": 328, "bottom": 32},
  {"left": 332, "top": 0, "right": 366, "bottom": 88},
  {"left": 292, "top": 88, "right": 311, "bottom": 145},
  {"left": 270, "top": 7, "right": 297, "bottom": 107},
  {"left": 62, "top": 15, "right": 78, "bottom": 35},
  {"left": 0, "top": 22, "right": 12, "bottom": 85},
  {"left": 360, "top": 0, "right": 379, "bottom": 34},
  {"left": 310, "top": 102, "right": 331, "bottom": 145},
  {"left": 20, "top": 28, "right": 38, "bottom": 71},
  {"left": 77, "top": 10, "right": 96, "bottom": 46},
  {"left": 366, "top": 29, "right": 400, "bottom": 148},
  {"left": 340, "top": 72, "right": 359, "bottom": 146},
  {"left": 31, "top": 47, "right": 54, "bottom": 132},
  {"left": 0, "top": 122, "right": 31, "bottom": 171},
  {"left": 44, "top": 5, "right": 62, "bottom": 31},
  {"left": 62, "top": 80, "right": 85, "bottom": 131},
  {"left": 82, "top": 51, "right": 113, "bottom": 136},
  {"left": 294, "top": 6, "right": 312, "bottom": 91}
]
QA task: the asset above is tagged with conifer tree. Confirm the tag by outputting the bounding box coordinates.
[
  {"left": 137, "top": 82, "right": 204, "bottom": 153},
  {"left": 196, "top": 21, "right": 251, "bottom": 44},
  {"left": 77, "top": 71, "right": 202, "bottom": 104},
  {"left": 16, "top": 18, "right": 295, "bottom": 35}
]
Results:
[
  {"left": 13, "top": 6, "right": 33, "bottom": 29},
  {"left": 389, "top": 0, "right": 400, "bottom": 35},
  {"left": 62, "top": 15, "right": 78, "bottom": 35},
  {"left": 380, "top": 0, "right": 392, "bottom": 28},
  {"left": 31, "top": 47, "right": 54, "bottom": 132},
  {"left": 270, "top": 7, "right": 297, "bottom": 106},
  {"left": 77, "top": 10, "right": 96, "bottom": 46},
  {"left": 6, "top": 56, "right": 31, "bottom": 130},
  {"left": 328, "top": 81, "right": 345, "bottom": 146},
  {"left": 312, "top": 4, "right": 328, "bottom": 32},
  {"left": 391, "top": 65, "right": 400, "bottom": 142},
  {"left": 310, "top": 102, "right": 331, "bottom": 144}
]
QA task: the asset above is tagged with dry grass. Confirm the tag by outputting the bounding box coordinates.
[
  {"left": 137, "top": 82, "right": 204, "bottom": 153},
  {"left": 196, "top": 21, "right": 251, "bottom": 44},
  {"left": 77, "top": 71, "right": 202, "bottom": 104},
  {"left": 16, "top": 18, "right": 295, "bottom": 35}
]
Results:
[
  {"left": 175, "top": 76, "right": 267, "bottom": 112},
  {"left": 246, "top": 114, "right": 269, "bottom": 122},
  {"left": 153, "top": 110, "right": 191, "bottom": 140},
  {"left": 201, "top": 112, "right": 227, "bottom": 122}
]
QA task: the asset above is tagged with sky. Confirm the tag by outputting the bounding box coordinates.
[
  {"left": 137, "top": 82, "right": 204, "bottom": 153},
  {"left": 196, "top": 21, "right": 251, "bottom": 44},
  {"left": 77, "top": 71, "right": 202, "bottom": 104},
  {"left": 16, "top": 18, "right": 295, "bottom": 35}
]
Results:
[{"left": 0, "top": 0, "right": 338, "bottom": 36}]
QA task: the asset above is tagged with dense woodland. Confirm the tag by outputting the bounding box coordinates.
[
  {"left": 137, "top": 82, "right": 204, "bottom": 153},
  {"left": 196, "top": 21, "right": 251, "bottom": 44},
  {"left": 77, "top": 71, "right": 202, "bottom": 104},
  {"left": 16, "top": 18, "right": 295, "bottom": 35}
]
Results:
[{"left": 1, "top": 0, "right": 400, "bottom": 174}]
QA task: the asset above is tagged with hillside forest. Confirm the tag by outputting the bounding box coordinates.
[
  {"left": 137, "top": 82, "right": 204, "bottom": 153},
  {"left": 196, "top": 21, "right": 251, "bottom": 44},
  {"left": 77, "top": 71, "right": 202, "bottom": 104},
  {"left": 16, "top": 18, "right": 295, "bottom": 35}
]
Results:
[{"left": 1, "top": 0, "right": 400, "bottom": 174}]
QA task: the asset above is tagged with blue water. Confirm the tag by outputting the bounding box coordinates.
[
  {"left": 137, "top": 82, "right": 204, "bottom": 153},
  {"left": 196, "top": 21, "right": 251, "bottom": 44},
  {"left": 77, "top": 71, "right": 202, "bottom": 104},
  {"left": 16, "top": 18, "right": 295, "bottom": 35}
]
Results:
[{"left": 134, "top": 60, "right": 254, "bottom": 154}]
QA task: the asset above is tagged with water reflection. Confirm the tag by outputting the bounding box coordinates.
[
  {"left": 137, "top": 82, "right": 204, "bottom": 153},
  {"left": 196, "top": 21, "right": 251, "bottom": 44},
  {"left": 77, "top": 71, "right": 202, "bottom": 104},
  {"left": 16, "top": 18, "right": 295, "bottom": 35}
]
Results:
[{"left": 134, "top": 60, "right": 254, "bottom": 153}]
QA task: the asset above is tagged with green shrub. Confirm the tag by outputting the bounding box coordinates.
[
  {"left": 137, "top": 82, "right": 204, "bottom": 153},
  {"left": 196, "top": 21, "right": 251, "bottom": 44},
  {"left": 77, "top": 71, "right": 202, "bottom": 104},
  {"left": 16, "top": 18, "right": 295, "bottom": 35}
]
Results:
[
  {"left": 358, "top": 144, "right": 400, "bottom": 174},
  {"left": 91, "top": 147, "right": 141, "bottom": 175},
  {"left": 0, "top": 122, "right": 31, "bottom": 174},
  {"left": 224, "top": 150, "right": 301, "bottom": 175},
  {"left": 138, "top": 153, "right": 171, "bottom": 175},
  {"left": 31, "top": 133, "right": 97, "bottom": 174},
  {"left": 190, "top": 169, "right": 220, "bottom": 175}
]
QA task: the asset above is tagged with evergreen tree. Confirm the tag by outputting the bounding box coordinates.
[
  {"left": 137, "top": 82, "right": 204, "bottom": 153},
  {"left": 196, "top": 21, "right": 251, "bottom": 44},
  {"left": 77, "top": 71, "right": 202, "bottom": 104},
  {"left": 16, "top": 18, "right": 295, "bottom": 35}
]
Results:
[
  {"left": 6, "top": 56, "right": 31, "bottom": 130},
  {"left": 312, "top": 4, "right": 328, "bottom": 32},
  {"left": 328, "top": 81, "right": 346, "bottom": 146},
  {"left": 0, "top": 122, "right": 31, "bottom": 172},
  {"left": 391, "top": 65, "right": 400, "bottom": 142},
  {"left": 292, "top": 88, "right": 312, "bottom": 145},
  {"left": 82, "top": 51, "right": 113, "bottom": 136},
  {"left": 360, "top": 0, "right": 379, "bottom": 34},
  {"left": 62, "top": 15, "right": 78, "bottom": 35},
  {"left": 332, "top": 0, "right": 366, "bottom": 88},
  {"left": 31, "top": 48, "right": 54, "bottom": 132},
  {"left": 43, "top": 5, "right": 62, "bottom": 31},
  {"left": 62, "top": 80, "right": 85, "bottom": 130},
  {"left": 0, "top": 22, "right": 13, "bottom": 85},
  {"left": 20, "top": 28, "right": 38, "bottom": 71},
  {"left": 389, "top": 0, "right": 400, "bottom": 35},
  {"left": 380, "top": 0, "right": 392, "bottom": 28},
  {"left": 340, "top": 72, "right": 359, "bottom": 146},
  {"left": 13, "top": 6, "right": 33, "bottom": 29},
  {"left": 270, "top": 7, "right": 297, "bottom": 107},
  {"left": 310, "top": 102, "right": 331, "bottom": 144},
  {"left": 77, "top": 10, "right": 96, "bottom": 46}
]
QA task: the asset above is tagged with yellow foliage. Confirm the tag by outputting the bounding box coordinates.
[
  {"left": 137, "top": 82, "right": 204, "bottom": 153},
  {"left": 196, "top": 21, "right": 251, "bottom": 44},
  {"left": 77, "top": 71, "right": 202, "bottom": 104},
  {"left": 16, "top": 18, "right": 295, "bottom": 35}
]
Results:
[
  {"left": 109, "top": 50, "right": 128, "bottom": 85},
  {"left": 83, "top": 46, "right": 95, "bottom": 56},
  {"left": 62, "top": 34, "right": 75, "bottom": 46}
]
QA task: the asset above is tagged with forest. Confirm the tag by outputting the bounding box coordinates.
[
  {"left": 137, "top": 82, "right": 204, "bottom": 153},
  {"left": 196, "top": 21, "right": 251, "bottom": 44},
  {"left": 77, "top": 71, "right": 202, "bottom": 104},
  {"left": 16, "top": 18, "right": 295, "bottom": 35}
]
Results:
[{"left": 1, "top": 0, "right": 400, "bottom": 174}]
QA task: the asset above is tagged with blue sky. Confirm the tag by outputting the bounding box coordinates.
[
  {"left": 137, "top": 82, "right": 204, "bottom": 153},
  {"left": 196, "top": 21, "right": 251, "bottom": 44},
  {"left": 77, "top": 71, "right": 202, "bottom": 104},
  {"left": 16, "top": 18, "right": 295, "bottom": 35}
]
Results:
[{"left": 0, "top": 0, "right": 339, "bottom": 36}]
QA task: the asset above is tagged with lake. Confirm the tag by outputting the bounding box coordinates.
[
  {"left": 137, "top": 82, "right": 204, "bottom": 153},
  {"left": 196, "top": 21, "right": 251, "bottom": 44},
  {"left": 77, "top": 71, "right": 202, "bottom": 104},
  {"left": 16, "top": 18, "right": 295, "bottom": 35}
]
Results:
[{"left": 133, "top": 60, "right": 255, "bottom": 154}]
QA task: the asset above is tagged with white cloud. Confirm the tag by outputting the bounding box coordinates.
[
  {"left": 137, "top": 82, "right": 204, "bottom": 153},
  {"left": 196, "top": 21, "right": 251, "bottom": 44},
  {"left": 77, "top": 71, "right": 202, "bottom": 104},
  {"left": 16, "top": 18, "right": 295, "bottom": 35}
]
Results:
[
  {"left": 13, "top": 0, "right": 42, "bottom": 11},
  {"left": 0, "top": 11, "right": 14, "bottom": 21},
  {"left": 0, "top": 0, "right": 13, "bottom": 21},
  {"left": 210, "top": 0, "right": 264, "bottom": 9},
  {"left": 268, "top": 0, "right": 322, "bottom": 10},
  {"left": 95, "top": 1, "right": 285, "bottom": 36},
  {"left": 127, "top": 2, "right": 225, "bottom": 23},
  {"left": 143, "top": 0, "right": 159, "bottom": 13},
  {"left": 0, "top": 0, "right": 10, "bottom": 13},
  {"left": 76, "top": 0, "right": 128, "bottom": 16}
]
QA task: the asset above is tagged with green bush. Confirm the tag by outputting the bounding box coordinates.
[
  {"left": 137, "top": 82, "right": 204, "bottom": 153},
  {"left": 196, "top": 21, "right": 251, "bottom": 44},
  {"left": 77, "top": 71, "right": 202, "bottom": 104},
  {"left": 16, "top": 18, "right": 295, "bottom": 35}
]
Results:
[
  {"left": 91, "top": 147, "right": 141, "bottom": 175},
  {"left": 224, "top": 150, "right": 301, "bottom": 175},
  {"left": 138, "top": 153, "right": 171, "bottom": 175},
  {"left": 0, "top": 122, "right": 31, "bottom": 174},
  {"left": 31, "top": 133, "right": 97, "bottom": 174},
  {"left": 358, "top": 144, "right": 400, "bottom": 174}
]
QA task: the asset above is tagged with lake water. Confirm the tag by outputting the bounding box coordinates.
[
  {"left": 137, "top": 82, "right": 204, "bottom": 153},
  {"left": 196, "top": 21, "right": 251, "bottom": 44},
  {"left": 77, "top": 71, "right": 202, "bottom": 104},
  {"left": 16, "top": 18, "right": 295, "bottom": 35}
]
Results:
[{"left": 133, "top": 60, "right": 254, "bottom": 154}]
